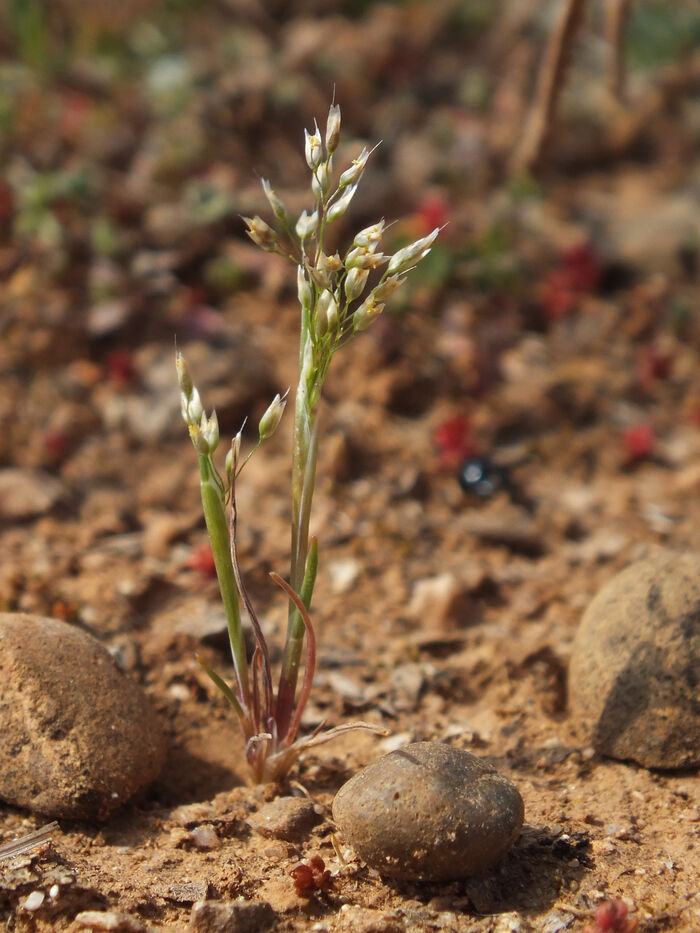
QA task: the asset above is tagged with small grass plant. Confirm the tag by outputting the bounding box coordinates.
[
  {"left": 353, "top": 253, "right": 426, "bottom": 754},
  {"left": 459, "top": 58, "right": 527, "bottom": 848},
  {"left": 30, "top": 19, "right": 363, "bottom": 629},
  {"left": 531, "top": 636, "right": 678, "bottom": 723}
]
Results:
[{"left": 177, "top": 104, "right": 440, "bottom": 783}]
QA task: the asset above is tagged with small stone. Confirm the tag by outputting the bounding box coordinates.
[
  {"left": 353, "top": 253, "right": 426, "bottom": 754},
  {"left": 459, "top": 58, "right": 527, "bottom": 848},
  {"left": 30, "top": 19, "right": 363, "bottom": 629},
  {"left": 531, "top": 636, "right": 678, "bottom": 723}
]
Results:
[
  {"left": 73, "top": 911, "right": 148, "bottom": 932},
  {"left": 188, "top": 899, "right": 277, "bottom": 933},
  {"left": 20, "top": 891, "right": 45, "bottom": 911},
  {"left": 408, "top": 573, "right": 480, "bottom": 631},
  {"left": 0, "top": 469, "right": 65, "bottom": 520},
  {"left": 248, "top": 797, "right": 319, "bottom": 841},
  {"left": 328, "top": 558, "right": 362, "bottom": 594},
  {"left": 171, "top": 802, "right": 217, "bottom": 827},
  {"left": 167, "top": 881, "right": 211, "bottom": 904},
  {"left": 336, "top": 906, "right": 404, "bottom": 933},
  {"left": 332, "top": 742, "right": 524, "bottom": 881},
  {"left": 0, "top": 613, "right": 167, "bottom": 820},
  {"left": 569, "top": 551, "right": 700, "bottom": 768},
  {"left": 463, "top": 508, "right": 545, "bottom": 556},
  {"left": 190, "top": 825, "right": 220, "bottom": 850}
]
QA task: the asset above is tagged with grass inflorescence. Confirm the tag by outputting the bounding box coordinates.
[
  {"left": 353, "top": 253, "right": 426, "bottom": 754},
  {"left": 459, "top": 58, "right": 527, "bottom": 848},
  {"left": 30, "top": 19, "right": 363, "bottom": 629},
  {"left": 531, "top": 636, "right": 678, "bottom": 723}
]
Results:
[{"left": 177, "top": 104, "right": 440, "bottom": 783}]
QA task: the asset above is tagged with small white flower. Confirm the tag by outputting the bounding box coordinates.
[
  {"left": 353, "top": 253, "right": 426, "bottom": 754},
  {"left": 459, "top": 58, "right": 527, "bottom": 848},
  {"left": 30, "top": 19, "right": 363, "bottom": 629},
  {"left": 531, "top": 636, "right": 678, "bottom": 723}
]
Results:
[
  {"left": 311, "top": 162, "right": 331, "bottom": 199},
  {"left": 189, "top": 423, "right": 210, "bottom": 455},
  {"left": 261, "top": 179, "right": 287, "bottom": 223},
  {"left": 297, "top": 265, "right": 313, "bottom": 309},
  {"left": 372, "top": 274, "right": 405, "bottom": 301},
  {"left": 176, "top": 352, "right": 193, "bottom": 398},
  {"left": 317, "top": 288, "right": 339, "bottom": 333},
  {"left": 325, "top": 103, "right": 341, "bottom": 155},
  {"left": 353, "top": 297, "right": 385, "bottom": 332},
  {"left": 304, "top": 123, "right": 323, "bottom": 170},
  {"left": 345, "top": 246, "right": 387, "bottom": 270},
  {"left": 353, "top": 220, "right": 385, "bottom": 248},
  {"left": 296, "top": 210, "right": 319, "bottom": 240},
  {"left": 258, "top": 391, "right": 289, "bottom": 440},
  {"left": 243, "top": 215, "right": 279, "bottom": 252},
  {"left": 202, "top": 410, "right": 219, "bottom": 452},
  {"left": 387, "top": 227, "right": 440, "bottom": 275},
  {"left": 344, "top": 267, "right": 369, "bottom": 302},
  {"left": 339, "top": 147, "right": 370, "bottom": 188},
  {"left": 186, "top": 387, "right": 203, "bottom": 425},
  {"left": 327, "top": 184, "right": 358, "bottom": 222}
]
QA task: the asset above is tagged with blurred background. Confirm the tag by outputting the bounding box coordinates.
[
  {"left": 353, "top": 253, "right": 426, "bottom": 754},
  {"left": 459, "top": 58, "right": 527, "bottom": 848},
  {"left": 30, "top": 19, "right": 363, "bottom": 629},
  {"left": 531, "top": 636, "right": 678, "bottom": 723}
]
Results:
[{"left": 2, "top": 0, "right": 700, "bottom": 524}]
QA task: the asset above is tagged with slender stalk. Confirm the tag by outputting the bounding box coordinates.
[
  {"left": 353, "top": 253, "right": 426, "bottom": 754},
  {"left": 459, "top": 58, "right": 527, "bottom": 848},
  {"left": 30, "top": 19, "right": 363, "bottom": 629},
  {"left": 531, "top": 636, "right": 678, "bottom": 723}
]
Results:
[
  {"left": 198, "top": 454, "right": 249, "bottom": 707},
  {"left": 179, "top": 104, "right": 440, "bottom": 783},
  {"left": 276, "top": 387, "right": 319, "bottom": 736}
]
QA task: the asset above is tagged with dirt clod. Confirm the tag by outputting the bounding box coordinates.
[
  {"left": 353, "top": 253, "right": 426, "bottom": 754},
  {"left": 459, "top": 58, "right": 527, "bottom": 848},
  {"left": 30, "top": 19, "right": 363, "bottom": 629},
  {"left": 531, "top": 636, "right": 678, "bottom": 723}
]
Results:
[
  {"left": 248, "top": 796, "right": 319, "bottom": 841},
  {"left": 0, "top": 613, "right": 167, "bottom": 820},
  {"left": 569, "top": 551, "right": 700, "bottom": 768},
  {"left": 332, "top": 741, "right": 524, "bottom": 881},
  {"left": 188, "top": 898, "right": 277, "bottom": 933}
]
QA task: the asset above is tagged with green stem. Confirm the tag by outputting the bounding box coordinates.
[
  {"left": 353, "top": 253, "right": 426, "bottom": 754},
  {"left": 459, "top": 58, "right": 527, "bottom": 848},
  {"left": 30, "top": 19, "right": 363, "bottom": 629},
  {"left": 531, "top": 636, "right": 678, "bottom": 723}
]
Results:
[
  {"left": 198, "top": 454, "right": 249, "bottom": 708},
  {"left": 275, "top": 359, "right": 320, "bottom": 736}
]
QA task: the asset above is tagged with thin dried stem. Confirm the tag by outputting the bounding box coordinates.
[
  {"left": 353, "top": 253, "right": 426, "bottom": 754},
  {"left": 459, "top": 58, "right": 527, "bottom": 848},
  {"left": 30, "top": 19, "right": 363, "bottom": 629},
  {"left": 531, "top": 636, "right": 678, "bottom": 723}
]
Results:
[
  {"left": 605, "top": 0, "right": 630, "bottom": 100},
  {"left": 0, "top": 822, "right": 59, "bottom": 861},
  {"left": 229, "top": 462, "right": 274, "bottom": 718},
  {"left": 512, "top": 0, "right": 587, "bottom": 174},
  {"left": 270, "top": 571, "right": 316, "bottom": 747}
]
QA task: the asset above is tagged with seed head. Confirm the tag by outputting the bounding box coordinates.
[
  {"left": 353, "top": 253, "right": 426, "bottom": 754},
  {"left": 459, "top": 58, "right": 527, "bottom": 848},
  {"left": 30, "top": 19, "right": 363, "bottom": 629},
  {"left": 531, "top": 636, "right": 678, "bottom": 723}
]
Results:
[
  {"left": 258, "top": 391, "right": 288, "bottom": 441},
  {"left": 339, "top": 147, "right": 370, "bottom": 188},
  {"left": 311, "top": 163, "right": 331, "bottom": 200},
  {"left": 296, "top": 210, "right": 319, "bottom": 241},
  {"left": 327, "top": 184, "right": 358, "bottom": 223},
  {"left": 304, "top": 123, "right": 323, "bottom": 171},
  {"left": 325, "top": 104, "right": 341, "bottom": 155},
  {"left": 387, "top": 227, "right": 440, "bottom": 275},
  {"left": 189, "top": 423, "right": 210, "bottom": 455},
  {"left": 297, "top": 265, "right": 313, "bottom": 309},
  {"left": 372, "top": 274, "right": 405, "bottom": 301},
  {"left": 183, "top": 387, "right": 203, "bottom": 425},
  {"left": 225, "top": 424, "right": 244, "bottom": 483},
  {"left": 317, "top": 251, "right": 342, "bottom": 286},
  {"left": 317, "top": 289, "right": 339, "bottom": 334},
  {"left": 353, "top": 296, "right": 385, "bottom": 332},
  {"left": 345, "top": 246, "right": 387, "bottom": 271},
  {"left": 243, "top": 215, "right": 279, "bottom": 252},
  {"left": 261, "top": 179, "right": 287, "bottom": 224},
  {"left": 176, "top": 352, "right": 193, "bottom": 398},
  {"left": 344, "top": 267, "right": 369, "bottom": 302},
  {"left": 353, "top": 220, "right": 385, "bottom": 248},
  {"left": 202, "top": 410, "right": 219, "bottom": 452}
]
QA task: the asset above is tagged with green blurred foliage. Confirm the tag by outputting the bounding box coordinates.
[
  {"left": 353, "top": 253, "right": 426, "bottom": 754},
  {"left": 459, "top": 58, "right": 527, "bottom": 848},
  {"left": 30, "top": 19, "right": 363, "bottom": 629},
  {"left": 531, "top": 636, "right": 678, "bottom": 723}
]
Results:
[{"left": 626, "top": 0, "right": 700, "bottom": 70}]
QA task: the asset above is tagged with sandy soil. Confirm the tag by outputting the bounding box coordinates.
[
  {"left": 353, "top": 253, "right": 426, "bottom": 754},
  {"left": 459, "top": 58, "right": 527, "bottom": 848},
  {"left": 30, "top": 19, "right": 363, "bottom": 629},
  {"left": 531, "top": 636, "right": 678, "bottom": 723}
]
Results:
[{"left": 1, "top": 2, "right": 699, "bottom": 930}]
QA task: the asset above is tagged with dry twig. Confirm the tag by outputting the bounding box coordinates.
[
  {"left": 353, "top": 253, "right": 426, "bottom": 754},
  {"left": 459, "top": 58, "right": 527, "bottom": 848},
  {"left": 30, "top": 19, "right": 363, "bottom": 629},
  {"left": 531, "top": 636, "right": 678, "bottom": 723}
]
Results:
[
  {"left": 0, "top": 822, "right": 59, "bottom": 861},
  {"left": 605, "top": 0, "right": 631, "bottom": 99},
  {"left": 512, "top": 0, "right": 587, "bottom": 174}
]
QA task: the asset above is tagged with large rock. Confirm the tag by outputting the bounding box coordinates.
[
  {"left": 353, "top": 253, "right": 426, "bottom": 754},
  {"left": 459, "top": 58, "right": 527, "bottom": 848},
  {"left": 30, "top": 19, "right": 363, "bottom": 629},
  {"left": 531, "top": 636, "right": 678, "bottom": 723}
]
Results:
[
  {"left": 569, "top": 551, "right": 700, "bottom": 768},
  {"left": 332, "top": 742, "right": 524, "bottom": 881},
  {"left": 0, "top": 613, "right": 167, "bottom": 820}
]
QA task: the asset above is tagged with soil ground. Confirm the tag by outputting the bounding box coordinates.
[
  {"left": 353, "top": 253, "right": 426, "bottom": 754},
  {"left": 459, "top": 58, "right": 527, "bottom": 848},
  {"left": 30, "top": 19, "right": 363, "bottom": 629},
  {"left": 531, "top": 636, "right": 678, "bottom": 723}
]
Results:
[{"left": 1, "top": 3, "right": 699, "bottom": 931}]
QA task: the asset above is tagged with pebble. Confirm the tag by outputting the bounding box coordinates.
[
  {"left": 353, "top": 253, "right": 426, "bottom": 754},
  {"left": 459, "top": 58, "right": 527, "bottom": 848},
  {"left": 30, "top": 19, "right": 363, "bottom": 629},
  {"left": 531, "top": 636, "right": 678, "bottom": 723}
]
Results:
[
  {"left": 188, "top": 899, "right": 277, "bottom": 933},
  {"left": 332, "top": 742, "right": 524, "bottom": 881},
  {"left": 408, "top": 573, "right": 479, "bottom": 631},
  {"left": 0, "top": 468, "right": 66, "bottom": 520},
  {"left": 73, "top": 911, "right": 148, "bottom": 932},
  {"left": 248, "top": 796, "right": 319, "bottom": 841},
  {"left": 569, "top": 551, "right": 700, "bottom": 768},
  {"left": 462, "top": 508, "right": 545, "bottom": 556},
  {"left": 0, "top": 613, "right": 167, "bottom": 820}
]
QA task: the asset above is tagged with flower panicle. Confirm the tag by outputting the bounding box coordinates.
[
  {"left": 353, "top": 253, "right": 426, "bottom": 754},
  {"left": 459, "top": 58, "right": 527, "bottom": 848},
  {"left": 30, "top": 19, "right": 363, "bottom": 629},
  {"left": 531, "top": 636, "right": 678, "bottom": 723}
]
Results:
[{"left": 180, "top": 102, "right": 442, "bottom": 783}]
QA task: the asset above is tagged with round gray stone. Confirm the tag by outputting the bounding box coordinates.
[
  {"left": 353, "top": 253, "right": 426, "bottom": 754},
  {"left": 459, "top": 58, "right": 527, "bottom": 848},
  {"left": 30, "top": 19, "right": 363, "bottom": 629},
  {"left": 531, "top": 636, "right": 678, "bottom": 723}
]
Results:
[
  {"left": 569, "top": 551, "right": 700, "bottom": 768},
  {"left": 0, "top": 613, "right": 167, "bottom": 820},
  {"left": 332, "top": 742, "right": 524, "bottom": 881}
]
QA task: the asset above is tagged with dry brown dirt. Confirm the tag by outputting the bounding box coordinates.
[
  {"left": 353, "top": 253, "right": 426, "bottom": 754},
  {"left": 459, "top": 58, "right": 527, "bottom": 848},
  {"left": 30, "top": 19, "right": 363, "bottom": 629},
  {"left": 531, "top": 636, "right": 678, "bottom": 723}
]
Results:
[{"left": 1, "top": 3, "right": 700, "bottom": 930}]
